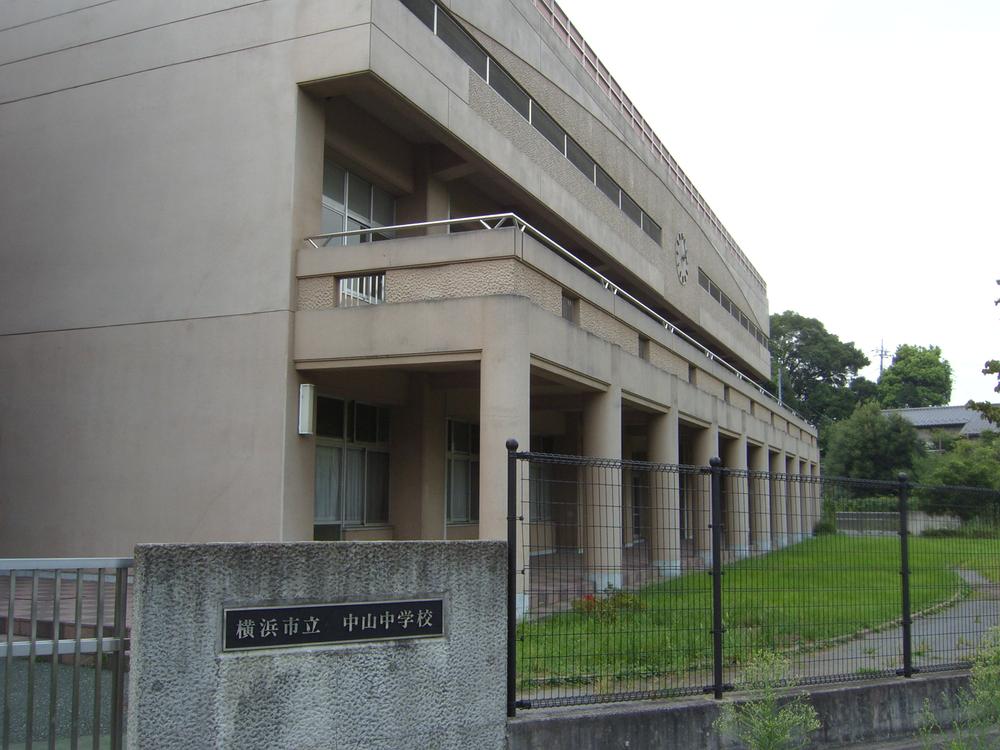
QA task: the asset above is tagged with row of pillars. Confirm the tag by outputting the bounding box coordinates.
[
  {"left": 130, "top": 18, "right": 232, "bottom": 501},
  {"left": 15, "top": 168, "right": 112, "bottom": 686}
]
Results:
[{"left": 562, "top": 385, "right": 821, "bottom": 592}]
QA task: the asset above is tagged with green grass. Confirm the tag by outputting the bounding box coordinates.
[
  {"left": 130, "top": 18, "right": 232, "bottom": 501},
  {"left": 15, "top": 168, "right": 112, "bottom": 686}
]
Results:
[{"left": 517, "top": 534, "right": 999, "bottom": 688}]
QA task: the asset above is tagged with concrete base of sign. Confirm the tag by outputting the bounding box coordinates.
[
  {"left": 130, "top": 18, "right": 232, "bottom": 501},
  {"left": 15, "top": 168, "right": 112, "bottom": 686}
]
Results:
[{"left": 128, "top": 542, "right": 507, "bottom": 750}]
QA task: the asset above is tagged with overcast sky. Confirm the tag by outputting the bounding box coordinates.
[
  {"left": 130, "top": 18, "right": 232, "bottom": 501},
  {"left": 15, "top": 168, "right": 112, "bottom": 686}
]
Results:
[{"left": 556, "top": 0, "right": 999, "bottom": 403}]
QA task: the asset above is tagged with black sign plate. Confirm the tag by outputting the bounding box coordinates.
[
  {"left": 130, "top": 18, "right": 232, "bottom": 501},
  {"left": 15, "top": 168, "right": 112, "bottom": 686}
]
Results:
[{"left": 222, "top": 598, "right": 444, "bottom": 652}]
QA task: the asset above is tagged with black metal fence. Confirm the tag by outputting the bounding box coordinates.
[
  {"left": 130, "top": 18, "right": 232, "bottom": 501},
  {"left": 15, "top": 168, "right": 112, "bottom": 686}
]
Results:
[{"left": 506, "top": 449, "right": 1000, "bottom": 711}]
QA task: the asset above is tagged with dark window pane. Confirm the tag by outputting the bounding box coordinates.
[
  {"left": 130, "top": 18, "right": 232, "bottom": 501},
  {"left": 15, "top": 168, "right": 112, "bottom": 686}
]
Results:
[
  {"left": 366, "top": 451, "right": 390, "bottom": 523},
  {"left": 698, "top": 268, "right": 710, "bottom": 291},
  {"left": 348, "top": 173, "right": 371, "bottom": 219},
  {"left": 377, "top": 407, "right": 390, "bottom": 443},
  {"left": 621, "top": 191, "right": 641, "bottom": 226},
  {"left": 470, "top": 424, "right": 479, "bottom": 455},
  {"left": 452, "top": 420, "right": 470, "bottom": 453},
  {"left": 355, "top": 402, "right": 378, "bottom": 443},
  {"left": 323, "top": 161, "right": 345, "bottom": 205},
  {"left": 470, "top": 460, "right": 479, "bottom": 521},
  {"left": 642, "top": 214, "right": 662, "bottom": 245},
  {"left": 372, "top": 186, "right": 395, "bottom": 227},
  {"left": 531, "top": 104, "right": 564, "bottom": 151},
  {"left": 316, "top": 398, "right": 344, "bottom": 438},
  {"left": 436, "top": 11, "right": 487, "bottom": 78},
  {"left": 489, "top": 64, "right": 529, "bottom": 119},
  {"left": 321, "top": 206, "right": 344, "bottom": 235},
  {"left": 400, "top": 0, "right": 434, "bottom": 29},
  {"left": 566, "top": 137, "right": 595, "bottom": 180},
  {"left": 595, "top": 166, "right": 620, "bottom": 205}
]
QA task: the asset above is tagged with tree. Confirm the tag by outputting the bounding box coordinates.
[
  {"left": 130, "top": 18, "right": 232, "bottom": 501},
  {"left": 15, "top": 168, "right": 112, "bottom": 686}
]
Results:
[
  {"left": 823, "top": 402, "right": 923, "bottom": 481},
  {"left": 967, "top": 279, "right": 1000, "bottom": 426},
  {"left": 769, "top": 311, "right": 870, "bottom": 427},
  {"left": 919, "top": 433, "right": 1000, "bottom": 519},
  {"left": 876, "top": 344, "right": 952, "bottom": 408}
]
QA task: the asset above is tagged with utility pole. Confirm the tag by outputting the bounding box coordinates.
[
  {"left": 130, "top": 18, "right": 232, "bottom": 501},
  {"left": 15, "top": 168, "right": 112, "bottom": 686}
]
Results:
[{"left": 873, "top": 340, "right": 890, "bottom": 378}]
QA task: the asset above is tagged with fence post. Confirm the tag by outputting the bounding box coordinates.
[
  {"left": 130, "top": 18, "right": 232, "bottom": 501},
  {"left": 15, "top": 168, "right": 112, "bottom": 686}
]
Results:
[
  {"left": 898, "top": 472, "right": 914, "bottom": 679},
  {"left": 506, "top": 438, "right": 519, "bottom": 717},
  {"left": 709, "top": 456, "right": 725, "bottom": 699}
]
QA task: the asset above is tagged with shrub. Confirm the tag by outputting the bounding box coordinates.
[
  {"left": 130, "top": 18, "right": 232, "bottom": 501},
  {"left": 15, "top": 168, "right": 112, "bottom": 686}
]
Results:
[{"left": 715, "top": 651, "right": 821, "bottom": 750}]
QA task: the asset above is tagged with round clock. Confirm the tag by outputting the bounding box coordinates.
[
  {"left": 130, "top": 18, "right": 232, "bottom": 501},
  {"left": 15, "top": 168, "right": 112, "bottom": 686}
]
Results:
[{"left": 675, "top": 233, "right": 689, "bottom": 285}]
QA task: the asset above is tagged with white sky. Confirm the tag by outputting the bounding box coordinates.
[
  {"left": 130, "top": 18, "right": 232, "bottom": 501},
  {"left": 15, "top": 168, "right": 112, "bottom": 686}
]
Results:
[{"left": 555, "top": 0, "right": 1000, "bottom": 403}]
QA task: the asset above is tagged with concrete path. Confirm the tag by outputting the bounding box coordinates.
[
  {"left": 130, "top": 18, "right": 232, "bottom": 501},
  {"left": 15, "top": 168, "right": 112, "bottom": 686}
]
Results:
[{"left": 783, "top": 569, "right": 1000, "bottom": 683}]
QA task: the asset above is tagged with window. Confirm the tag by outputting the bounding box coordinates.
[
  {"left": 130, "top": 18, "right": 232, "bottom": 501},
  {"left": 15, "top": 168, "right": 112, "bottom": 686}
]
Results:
[
  {"left": 489, "top": 64, "right": 530, "bottom": 119},
  {"left": 621, "top": 192, "right": 642, "bottom": 227},
  {"left": 321, "top": 159, "right": 396, "bottom": 244},
  {"left": 435, "top": 10, "right": 487, "bottom": 78},
  {"left": 641, "top": 213, "right": 662, "bottom": 245},
  {"left": 566, "top": 137, "right": 595, "bottom": 180},
  {"left": 531, "top": 105, "right": 565, "bottom": 153},
  {"left": 529, "top": 436, "right": 556, "bottom": 521},
  {"left": 561, "top": 291, "right": 579, "bottom": 323},
  {"left": 314, "top": 398, "right": 391, "bottom": 535},
  {"left": 446, "top": 421, "right": 479, "bottom": 523},
  {"left": 595, "top": 165, "right": 620, "bottom": 205},
  {"left": 400, "top": 0, "right": 434, "bottom": 28}
]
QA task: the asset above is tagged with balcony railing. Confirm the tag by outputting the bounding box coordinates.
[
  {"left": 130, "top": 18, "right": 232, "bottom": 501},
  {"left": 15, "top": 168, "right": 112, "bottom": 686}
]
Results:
[{"left": 304, "top": 213, "right": 804, "bottom": 424}]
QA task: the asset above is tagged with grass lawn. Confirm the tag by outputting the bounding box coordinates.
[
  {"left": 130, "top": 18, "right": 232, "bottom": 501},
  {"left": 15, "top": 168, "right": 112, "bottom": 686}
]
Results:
[{"left": 517, "top": 533, "right": 999, "bottom": 688}]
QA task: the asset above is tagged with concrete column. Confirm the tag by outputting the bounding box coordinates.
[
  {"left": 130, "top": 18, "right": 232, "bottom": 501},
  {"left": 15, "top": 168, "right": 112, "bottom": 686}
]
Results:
[
  {"left": 692, "top": 423, "right": 718, "bottom": 565},
  {"left": 799, "top": 459, "right": 811, "bottom": 536},
  {"left": 749, "top": 445, "right": 772, "bottom": 553},
  {"left": 722, "top": 435, "right": 750, "bottom": 559},
  {"left": 769, "top": 451, "right": 788, "bottom": 548},
  {"left": 785, "top": 455, "right": 802, "bottom": 542},
  {"left": 582, "top": 384, "right": 623, "bottom": 592},
  {"left": 648, "top": 410, "right": 680, "bottom": 578},
  {"left": 811, "top": 462, "right": 821, "bottom": 530},
  {"left": 479, "top": 312, "right": 530, "bottom": 615}
]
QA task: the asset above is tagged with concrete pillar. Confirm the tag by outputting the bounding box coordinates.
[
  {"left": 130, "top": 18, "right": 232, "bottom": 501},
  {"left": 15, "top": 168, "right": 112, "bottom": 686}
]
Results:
[
  {"left": 648, "top": 410, "right": 681, "bottom": 578},
  {"left": 582, "top": 385, "right": 623, "bottom": 592},
  {"left": 692, "top": 423, "right": 718, "bottom": 565},
  {"left": 799, "top": 459, "right": 811, "bottom": 536},
  {"left": 722, "top": 435, "right": 750, "bottom": 559},
  {"left": 785, "top": 455, "right": 801, "bottom": 542},
  {"left": 811, "top": 462, "right": 821, "bottom": 530},
  {"left": 748, "top": 445, "right": 772, "bottom": 553},
  {"left": 769, "top": 451, "right": 788, "bottom": 548},
  {"left": 478, "top": 315, "right": 530, "bottom": 616}
]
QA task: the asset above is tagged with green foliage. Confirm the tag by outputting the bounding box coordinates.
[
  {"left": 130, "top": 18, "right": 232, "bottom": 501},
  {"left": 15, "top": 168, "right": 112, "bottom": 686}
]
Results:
[
  {"left": 769, "top": 311, "right": 870, "bottom": 427},
  {"left": 918, "top": 434, "right": 1000, "bottom": 519},
  {"left": 715, "top": 651, "right": 821, "bottom": 750},
  {"left": 966, "top": 280, "right": 1000, "bottom": 427},
  {"left": 920, "top": 627, "right": 1000, "bottom": 750},
  {"left": 823, "top": 402, "right": 923, "bottom": 482},
  {"left": 877, "top": 344, "right": 953, "bottom": 408}
]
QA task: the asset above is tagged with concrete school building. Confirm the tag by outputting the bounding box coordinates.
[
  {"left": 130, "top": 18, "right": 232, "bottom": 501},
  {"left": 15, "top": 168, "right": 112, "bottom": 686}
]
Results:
[{"left": 0, "top": 0, "right": 819, "bottom": 586}]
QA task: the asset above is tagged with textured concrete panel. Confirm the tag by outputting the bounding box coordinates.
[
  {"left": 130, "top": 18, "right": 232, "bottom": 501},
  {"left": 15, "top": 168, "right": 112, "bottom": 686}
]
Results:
[
  {"left": 579, "top": 300, "right": 639, "bottom": 355},
  {"left": 129, "top": 542, "right": 506, "bottom": 750},
  {"left": 297, "top": 276, "right": 337, "bottom": 310}
]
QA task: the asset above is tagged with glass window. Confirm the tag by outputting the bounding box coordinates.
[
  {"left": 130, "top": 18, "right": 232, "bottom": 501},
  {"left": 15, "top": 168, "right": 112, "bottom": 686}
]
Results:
[
  {"left": 322, "top": 160, "right": 396, "bottom": 245},
  {"left": 566, "top": 137, "right": 595, "bottom": 180},
  {"left": 531, "top": 104, "right": 565, "bottom": 152},
  {"left": 313, "top": 399, "right": 390, "bottom": 531},
  {"left": 595, "top": 165, "right": 620, "bottom": 205},
  {"left": 446, "top": 420, "right": 479, "bottom": 523},
  {"left": 489, "top": 64, "right": 530, "bottom": 119},
  {"left": 621, "top": 191, "right": 642, "bottom": 227},
  {"left": 347, "top": 173, "right": 372, "bottom": 219},
  {"left": 400, "top": 0, "right": 434, "bottom": 29},
  {"left": 436, "top": 11, "right": 487, "bottom": 78},
  {"left": 641, "top": 214, "right": 662, "bottom": 245},
  {"left": 698, "top": 268, "right": 710, "bottom": 292}
]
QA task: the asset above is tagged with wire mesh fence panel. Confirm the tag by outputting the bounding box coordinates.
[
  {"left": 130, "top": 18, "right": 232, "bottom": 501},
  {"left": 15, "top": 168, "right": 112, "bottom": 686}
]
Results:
[
  {"left": 724, "top": 474, "right": 910, "bottom": 690},
  {"left": 906, "top": 483, "right": 1000, "bottom": 673},
  {"left": 514, "top": 453, "right": 714, "bottom": 707}
]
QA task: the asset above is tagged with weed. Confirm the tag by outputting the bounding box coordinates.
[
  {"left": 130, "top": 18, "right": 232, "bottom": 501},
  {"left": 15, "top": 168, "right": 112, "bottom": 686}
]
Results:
[{"left": 714, "top": 651, "right": 820, "bottom": 750}]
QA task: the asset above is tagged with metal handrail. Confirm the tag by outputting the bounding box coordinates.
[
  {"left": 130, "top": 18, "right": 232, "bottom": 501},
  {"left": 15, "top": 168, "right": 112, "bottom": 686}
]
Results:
[
  {"left": 303, "top": 213, "right": 807, "bottom": 424},
  {"left": 0, "top": 557, "right": 133, "bottom": 571},
  {"left": 530, "top": 0, "right": 766, "bottom": 292}
]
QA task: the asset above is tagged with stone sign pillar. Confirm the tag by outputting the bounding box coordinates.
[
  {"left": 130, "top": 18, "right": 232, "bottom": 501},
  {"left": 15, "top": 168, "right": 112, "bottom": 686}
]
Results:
[{"left": 128, "top": 541, "right": 506, "bottom": 749}]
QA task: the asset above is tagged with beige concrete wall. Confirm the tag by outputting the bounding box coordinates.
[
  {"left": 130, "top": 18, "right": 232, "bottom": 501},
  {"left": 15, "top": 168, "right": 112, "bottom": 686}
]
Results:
[
  {"left": 0, "top": 313, "right": 293, "bottom": 557},
  {"left": 386, "top": 259, "right": 561, "bottom": 314},
  {"left": 578, "top": 301, "right": 640, "bottom": 356},
  {"left": 649, "top": 342, "right": 689, "bottom": 379}
]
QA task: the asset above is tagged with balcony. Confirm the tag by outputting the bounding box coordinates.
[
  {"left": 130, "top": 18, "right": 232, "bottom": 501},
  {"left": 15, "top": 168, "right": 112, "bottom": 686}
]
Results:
[{"left": 295, "top": 213, "right": 806, "bottom": 429}]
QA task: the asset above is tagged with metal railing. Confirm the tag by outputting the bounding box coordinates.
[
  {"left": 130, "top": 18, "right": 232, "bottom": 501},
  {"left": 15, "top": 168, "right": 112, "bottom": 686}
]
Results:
[
  {"left": 531, "top": 0, "right": 766, "bottom": 292},
  {"left": 506, "top": 448, "right": 1000, "bottom": 712},
  {"left": 304, "top": 213, "right": 805, "bottom": 424},
  {"left": 1, "top": 558, "right": 132, "bottom": 750}
]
